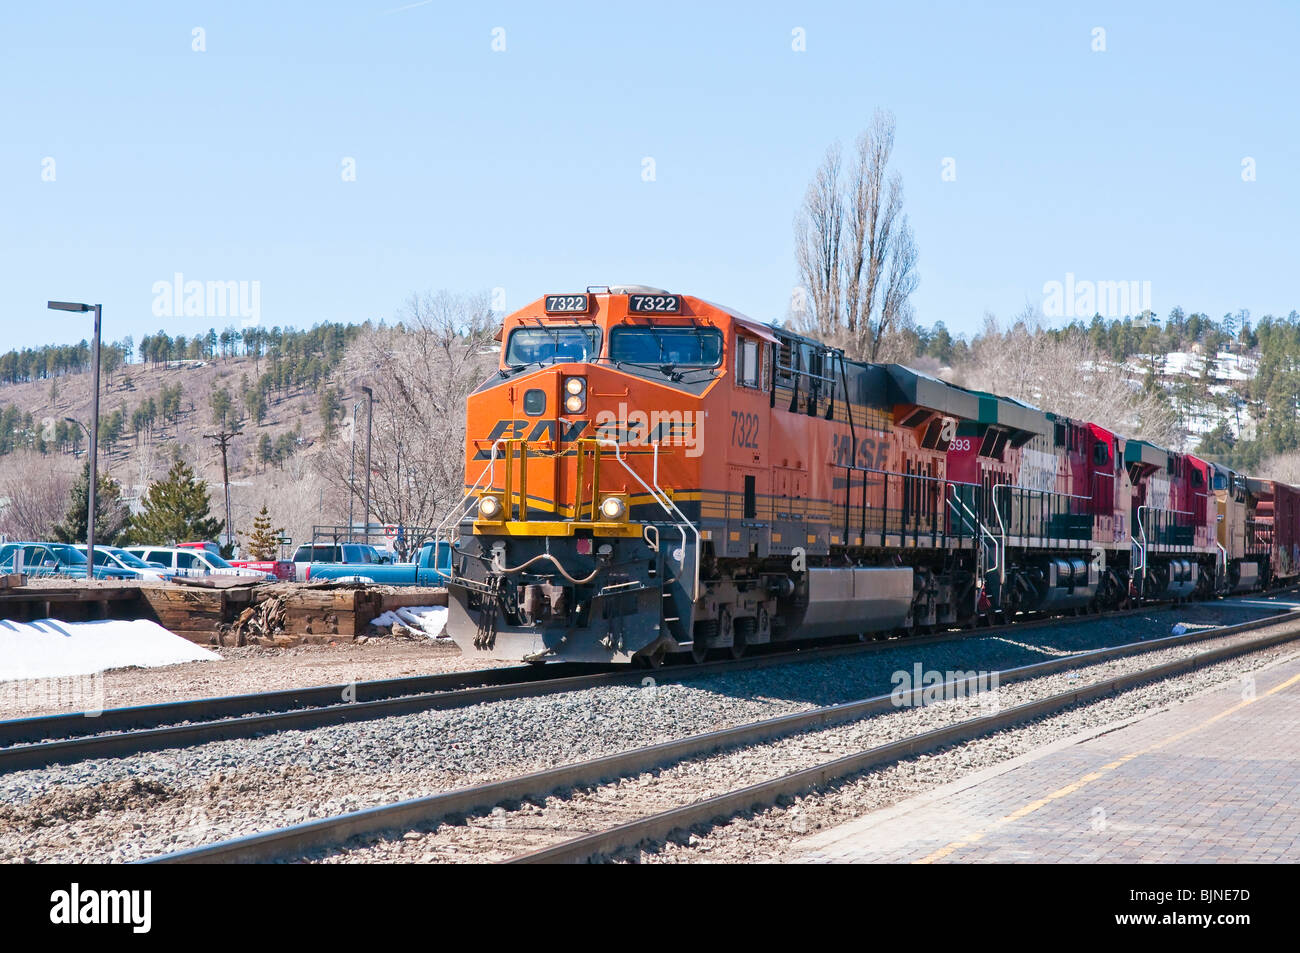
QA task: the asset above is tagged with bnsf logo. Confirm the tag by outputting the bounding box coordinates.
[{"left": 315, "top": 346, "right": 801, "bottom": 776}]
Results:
[{"left": 474, "top": 419, "right": 588, "bottom": 459}]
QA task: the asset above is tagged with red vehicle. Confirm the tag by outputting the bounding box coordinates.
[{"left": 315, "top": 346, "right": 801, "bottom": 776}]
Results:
[
  {"left": 229, "top": 559, "right": 296, "bottom": 581},
  {"left": 177, "top": 541, "right": 296, "bottom": 581}
]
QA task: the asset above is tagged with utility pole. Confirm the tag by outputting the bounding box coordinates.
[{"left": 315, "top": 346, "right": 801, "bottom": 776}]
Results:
[
  {"left": 347, "top": 400, "right": 359, "bottom": 542},
  {"left": 204, "top": 429, "right": 243, "bottom": 551},
  {"left": 361, "top": 386, "right": 374, "bottom": 541}
]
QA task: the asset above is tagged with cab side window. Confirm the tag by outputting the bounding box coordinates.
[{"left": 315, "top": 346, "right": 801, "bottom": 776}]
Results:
[{"left": 735, "top": 336, "right": 767, "bottom": 389}]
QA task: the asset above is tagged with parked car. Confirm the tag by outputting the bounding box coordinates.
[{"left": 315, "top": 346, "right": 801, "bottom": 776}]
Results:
[
  {"left": 0, "top": 542, "right": 141, "bottom": 581},
  {"left": 291, "top": 543, "right": 392, "bottom": 581},
  {"left": 174, "top": 540, "right": 295, "bottom": 581},
  {"left": 228, "top": 558, "right": 296, "bottom": 581},
  {"left": 74, "top": 545, "right": 175, "bottom": 583},
  {"left": 304, "top": 540, "right": 452, "bottom": 585},
  {"left": 123, "top": 546, "right": 272, "bottom": 580},
  {"left": 176, "top": 541, "right": 222, "bottom": 556}
]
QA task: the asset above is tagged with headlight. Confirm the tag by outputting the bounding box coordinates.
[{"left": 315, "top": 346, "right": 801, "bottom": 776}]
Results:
[
  {"left": 563, "top": 376, "right": 586, "bottom": 413},
  {"left": 599, "top": 495, "right": 628, "bottom": 521},
  {"left": 478, "top": 493, "right": 504, "bottom": 520}
]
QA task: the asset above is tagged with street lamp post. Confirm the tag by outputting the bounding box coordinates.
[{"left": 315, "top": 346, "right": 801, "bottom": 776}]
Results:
[
  {"left": 49, "top": 301, "right": 101, "bottom": 576},
  {"left": 361, "top": 385, "right": 374, "bottom": 541},
  {"left": 64, "top": 416, "right": 90, "bottom": 450},
  {"left": 347, "top": 400, "right": 359, "bottom": 542}
]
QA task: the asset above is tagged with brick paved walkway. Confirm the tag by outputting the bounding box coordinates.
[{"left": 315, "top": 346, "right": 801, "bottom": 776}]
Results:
[{"left": 796, "top": 651, "right": 1300, "bottom": 863}]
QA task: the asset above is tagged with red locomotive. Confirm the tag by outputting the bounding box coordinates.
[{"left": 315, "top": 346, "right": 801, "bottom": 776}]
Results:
[{"left": 439, "top": 286, "right": 1293, "bottom": 665}]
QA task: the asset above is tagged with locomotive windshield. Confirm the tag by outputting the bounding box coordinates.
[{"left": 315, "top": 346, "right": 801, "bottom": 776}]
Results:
[
  {"left": 610, "top": 326, "right": 723, "bottom": 367},
  {"left": 505, "top": 326, "right": 601, "bottom": 366}
]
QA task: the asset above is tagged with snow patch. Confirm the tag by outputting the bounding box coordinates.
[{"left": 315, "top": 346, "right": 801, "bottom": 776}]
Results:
[
  {"left": 0, "top": 618, "right": 220, "bottom": 682},
  {"left": 370, "top": 606, "right": 449, "bottom": 639}
]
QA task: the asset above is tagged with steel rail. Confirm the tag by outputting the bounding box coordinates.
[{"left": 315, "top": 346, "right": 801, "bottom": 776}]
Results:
[
  {"left": 0, "top": 612, "right": 1122, "bottom": 772},
  {"left": 142, "top": 607, "right": 1300, "bottom": 864},
  {"left": 509, "top": 614, "right": 1300, "bottom": 863},
  {"left": 0, "top": 662, "right": 598, "bottom": 748},
  {"left": 5, "top": 589, "right": 1296, "bottom": 772}
]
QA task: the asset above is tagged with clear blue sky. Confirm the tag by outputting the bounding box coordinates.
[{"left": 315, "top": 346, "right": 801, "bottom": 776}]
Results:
[{"left": 2, "top": 1, "right": 1296, "bottom": 351}]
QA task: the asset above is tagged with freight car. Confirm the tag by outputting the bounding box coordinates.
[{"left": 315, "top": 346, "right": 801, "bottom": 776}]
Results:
[{"left": 437, "top": 286, "right": 1294, "bottom": 665}]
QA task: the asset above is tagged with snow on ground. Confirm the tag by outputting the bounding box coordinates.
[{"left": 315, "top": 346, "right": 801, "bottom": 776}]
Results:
[
  {"left": 369, "top": 605, "right": 449, "bottom": 639},
  {"left": 0, "top": 618, "right": 219, "bottom": 682}
]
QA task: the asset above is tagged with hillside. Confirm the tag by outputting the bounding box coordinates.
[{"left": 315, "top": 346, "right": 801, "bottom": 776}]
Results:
[
  {"left": 0, "top": 325, "right": 365, "bottom": 549},
  {"left": 3, "top": 305, "right": 1295, "bottom": 550}
]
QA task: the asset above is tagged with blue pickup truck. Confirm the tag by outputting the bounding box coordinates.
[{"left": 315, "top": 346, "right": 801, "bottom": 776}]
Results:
[
  {"left": 303, "top": 540, "right": 452, "bottom": 585},
  {"left": 0, "top": 542, "right": 142, "bottom": 581}
]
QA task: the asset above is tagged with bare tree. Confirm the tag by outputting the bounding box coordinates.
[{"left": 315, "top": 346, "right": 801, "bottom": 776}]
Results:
[
  {"left": 0, "top": 452, "right": 77, "bottom": 540},
  {"left": 318, "top": 290, "right": 498, "bottom": 535},
  {"left": 1257, "top": 450, "right": 1300, "bottom": 485},
  {"left": 794, "top": 145, "right": 843, "bottom": 342},
  {"left": 954, "top": 309, "right": 1182, "bottom": 447},
  {"left": 794, "top": 109, "right": 918, "bottom": 361}
]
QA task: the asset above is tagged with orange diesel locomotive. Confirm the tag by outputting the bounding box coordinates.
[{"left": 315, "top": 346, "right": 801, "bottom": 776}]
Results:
[{"left": 439, "top": 286, "right": 1290, "bottom": 665}]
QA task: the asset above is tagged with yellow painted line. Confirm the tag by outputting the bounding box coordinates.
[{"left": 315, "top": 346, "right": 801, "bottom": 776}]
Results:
[{"left": 916, "top": 668, "right": 1300, "bottom": 864}]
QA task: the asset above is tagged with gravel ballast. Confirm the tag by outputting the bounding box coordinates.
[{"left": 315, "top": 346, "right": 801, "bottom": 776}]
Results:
[
  {"left": 0, "top": 601, "right": 1296, "bottom": 863},
  {"left": 311, "top": 635, "right": 1300, "bottom": 863}
]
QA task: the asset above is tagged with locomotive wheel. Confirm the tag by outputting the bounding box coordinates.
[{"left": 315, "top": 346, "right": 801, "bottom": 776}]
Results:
[
  {"left": 730, "top": 613, "right": 756, "bottom": 660},
  {"left": 691, "top": 617, "right": 719, "bottom": 663},
  {"left": 633, "top": 645, "right": 667, "bottom": 669}
]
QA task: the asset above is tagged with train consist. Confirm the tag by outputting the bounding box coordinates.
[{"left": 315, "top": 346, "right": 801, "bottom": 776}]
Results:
[{"left": 439, "top": 286, "right": 1299, "bottom": 665}]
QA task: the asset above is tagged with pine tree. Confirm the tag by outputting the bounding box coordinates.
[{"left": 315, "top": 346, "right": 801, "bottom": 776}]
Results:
[
  {"left": 238, "top": 504, "right": 284, "bottom": 560},
  {"left": 50, "top": 461, "right": 132, "bottom": 545},
  {"left": 319, "top": 386, "right": 340, "bottom": 439},
  {"left": 126, "top": 459, "right": 223, "bottom": 545}
]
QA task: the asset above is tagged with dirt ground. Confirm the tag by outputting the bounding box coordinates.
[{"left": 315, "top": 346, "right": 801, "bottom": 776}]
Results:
[{"left": 0, "top": 638, "right": 507, "bottom": 719}]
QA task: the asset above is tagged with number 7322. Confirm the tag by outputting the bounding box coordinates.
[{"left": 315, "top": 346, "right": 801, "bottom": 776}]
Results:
[{"left": 731, "top": 411, "right": 759, "bottom": 449}]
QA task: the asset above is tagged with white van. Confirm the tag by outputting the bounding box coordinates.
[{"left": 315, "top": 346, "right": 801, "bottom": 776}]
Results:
[{"left": 124, "top": 546, "right": 272, "bottom": 580}]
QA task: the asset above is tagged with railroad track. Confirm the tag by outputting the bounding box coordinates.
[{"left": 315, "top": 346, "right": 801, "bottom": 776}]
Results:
[
  {"left": 5, "top": 591, "right": 1290, "bottom": 773},
  {"left": 143, "top": 606, "right": 1300, "bottom": 864}
]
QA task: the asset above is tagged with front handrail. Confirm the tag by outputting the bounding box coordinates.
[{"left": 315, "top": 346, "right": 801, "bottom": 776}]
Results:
[
  {"left": 946, "top": 482, "right": 999, "bottom": 578},
  {"left": 437, "top": 436, "right": 701, "bottom": 604},
  {"left": 594, "top": 439, "right": 700, "bottom": 602},
  {"left": 433, "top": 438, "right": 510, "bottom": 579}
]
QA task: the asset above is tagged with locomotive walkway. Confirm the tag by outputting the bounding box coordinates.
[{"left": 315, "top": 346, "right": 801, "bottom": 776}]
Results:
[{"left": 796, "top": 651, "right": 1300, "bottom": 863}]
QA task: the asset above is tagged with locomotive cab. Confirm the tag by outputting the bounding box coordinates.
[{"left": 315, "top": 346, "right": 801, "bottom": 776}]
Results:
[{"left": 443, "top": 287, "right": 724, "bottom": 664}]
